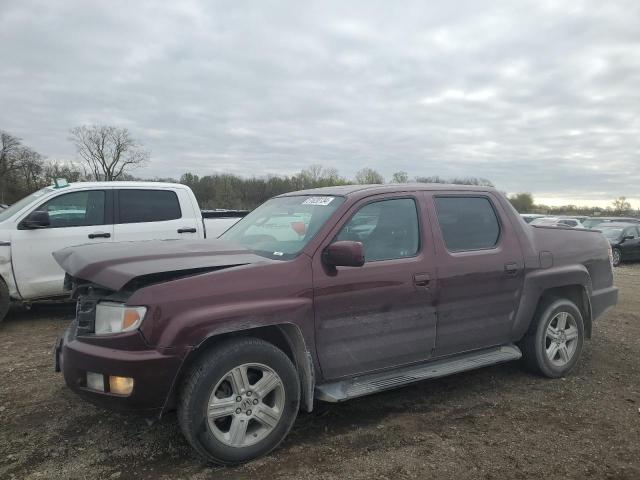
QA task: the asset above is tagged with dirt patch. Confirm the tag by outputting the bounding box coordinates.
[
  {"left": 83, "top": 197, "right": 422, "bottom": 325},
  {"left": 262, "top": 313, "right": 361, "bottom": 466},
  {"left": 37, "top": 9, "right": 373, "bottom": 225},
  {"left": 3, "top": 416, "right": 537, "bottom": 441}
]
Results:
[{"left": 1, "top": 266, "right": 639, "bottom": 479}]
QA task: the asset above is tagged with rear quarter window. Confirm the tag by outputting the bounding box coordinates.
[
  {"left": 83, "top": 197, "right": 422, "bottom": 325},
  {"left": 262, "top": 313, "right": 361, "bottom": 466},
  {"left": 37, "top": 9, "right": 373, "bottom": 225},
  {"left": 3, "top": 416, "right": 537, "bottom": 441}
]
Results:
[
  {"left": 117, "top": 189, "right": 182, "bottom": 224},
  {"left": 434, "top": 196, "right": 501, "bottom": 251}
]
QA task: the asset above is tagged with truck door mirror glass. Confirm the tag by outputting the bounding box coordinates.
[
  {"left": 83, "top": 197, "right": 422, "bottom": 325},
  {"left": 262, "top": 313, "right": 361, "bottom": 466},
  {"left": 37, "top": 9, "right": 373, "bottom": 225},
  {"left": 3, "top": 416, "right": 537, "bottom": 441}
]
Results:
[
  {"left": 21, "top": 210, "right": 51, "bottom": 229},
  {"left": 323, "top": 241, "right": 365, "bottom": 267}
]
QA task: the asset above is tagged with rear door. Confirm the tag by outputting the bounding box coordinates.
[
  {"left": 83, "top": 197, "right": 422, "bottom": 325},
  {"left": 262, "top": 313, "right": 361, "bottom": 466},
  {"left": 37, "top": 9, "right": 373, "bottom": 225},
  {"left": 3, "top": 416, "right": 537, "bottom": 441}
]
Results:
[
  {"left": 425, "top": 192, "right": 524, "bottom": 357},
  {"left": 312, "top": 193, "right": 437, "bottom": 379},
  {"left": 112, "top": 188, "right": 201, "bottom": 242},
  {"left": 11, "top": 188, "right": 113, "bottom": 298}
]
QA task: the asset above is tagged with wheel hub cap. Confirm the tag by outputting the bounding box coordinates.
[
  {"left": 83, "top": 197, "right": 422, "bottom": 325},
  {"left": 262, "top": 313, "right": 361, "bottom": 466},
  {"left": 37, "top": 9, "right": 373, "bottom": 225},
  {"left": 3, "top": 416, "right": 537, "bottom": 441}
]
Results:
[
  {"left": 545, "top": 311, "right": 579, "bottom": 367},
  {"left": 206, "top": 363, "right": 285, "bottom": 448}
]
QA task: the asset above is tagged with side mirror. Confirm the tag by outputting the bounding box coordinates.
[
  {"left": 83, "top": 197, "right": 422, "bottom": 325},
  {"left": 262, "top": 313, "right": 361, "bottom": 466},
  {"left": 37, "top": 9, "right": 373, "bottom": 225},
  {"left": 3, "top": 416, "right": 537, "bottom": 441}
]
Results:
[
  {"left": 323, "top": 241, "right": 365, "bottom": 268},
  {"left": 21, "top": 210, "right": 50, "bottom": 229},
  {"left": 622, "top": 235, "right": 634, "bottom": 242}
]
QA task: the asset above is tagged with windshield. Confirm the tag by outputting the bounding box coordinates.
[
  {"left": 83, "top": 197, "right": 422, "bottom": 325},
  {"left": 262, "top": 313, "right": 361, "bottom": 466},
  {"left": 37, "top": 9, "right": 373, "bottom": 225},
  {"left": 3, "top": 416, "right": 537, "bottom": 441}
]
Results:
[
  {"left": 220, "top": 195, "right": 345, "bottom": 259},
  {"left": 582, "top": 218, "right": 604, "bottom": 229},
  {"left": 0, "top": 187, "right": 53, "bottom": 222},
  {"left": 599, "top": 228, "right": 623, "bottom": 240}
]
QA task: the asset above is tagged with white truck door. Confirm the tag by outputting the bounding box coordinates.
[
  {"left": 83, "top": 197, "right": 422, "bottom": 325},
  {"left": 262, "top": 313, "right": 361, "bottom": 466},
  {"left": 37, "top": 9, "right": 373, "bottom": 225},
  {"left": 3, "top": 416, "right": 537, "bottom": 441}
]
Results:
[
  {"left": 112, "top": 188, "right": 201, "bottom": 242},
  {"left": 11, "top": 189, "right": 113, "bottom": 299}
]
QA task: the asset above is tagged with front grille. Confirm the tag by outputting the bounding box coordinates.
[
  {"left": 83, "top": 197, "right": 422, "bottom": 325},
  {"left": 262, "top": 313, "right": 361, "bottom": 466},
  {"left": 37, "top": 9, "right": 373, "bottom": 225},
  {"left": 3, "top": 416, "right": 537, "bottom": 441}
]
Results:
[{"left": 76, "top": 297, "right": 97, "bottom": 335}]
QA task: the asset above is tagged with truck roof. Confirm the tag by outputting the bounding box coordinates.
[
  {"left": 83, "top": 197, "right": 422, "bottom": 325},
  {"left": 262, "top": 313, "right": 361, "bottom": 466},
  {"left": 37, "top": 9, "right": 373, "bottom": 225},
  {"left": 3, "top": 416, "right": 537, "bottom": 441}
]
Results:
[
  {"left": 278, "top": 183, "right": 498, "bottom": 198},
  {"left": 63, "top": 181, "right": 187, "bottom": 190}
]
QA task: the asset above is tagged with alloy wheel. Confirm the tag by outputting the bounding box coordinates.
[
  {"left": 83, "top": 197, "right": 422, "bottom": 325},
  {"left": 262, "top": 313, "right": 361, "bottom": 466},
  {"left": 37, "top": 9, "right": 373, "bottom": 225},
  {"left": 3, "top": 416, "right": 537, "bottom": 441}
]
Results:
[
  {"left": 544, "top": 311, "right": 579, "bottom": 367},
  {"left": 207, "top": 363, "right": 285, "bottom": 448}
]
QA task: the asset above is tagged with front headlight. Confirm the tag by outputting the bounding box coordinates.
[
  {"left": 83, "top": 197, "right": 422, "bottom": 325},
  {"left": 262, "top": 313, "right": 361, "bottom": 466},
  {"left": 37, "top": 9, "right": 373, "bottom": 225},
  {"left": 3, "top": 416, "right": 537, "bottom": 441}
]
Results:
[{"left": 95, "top": 302, "right": 146, "bottom": 335}]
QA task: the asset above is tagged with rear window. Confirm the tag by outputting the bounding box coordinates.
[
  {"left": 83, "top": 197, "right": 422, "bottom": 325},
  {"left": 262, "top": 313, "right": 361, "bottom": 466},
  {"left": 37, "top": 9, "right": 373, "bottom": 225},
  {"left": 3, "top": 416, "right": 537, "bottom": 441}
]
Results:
[
  {"left": 117, "top": 189, "right": 181, "bottom": 224},
  {"left": 434, "top": 196, "right": 501, "bottom": 251}
]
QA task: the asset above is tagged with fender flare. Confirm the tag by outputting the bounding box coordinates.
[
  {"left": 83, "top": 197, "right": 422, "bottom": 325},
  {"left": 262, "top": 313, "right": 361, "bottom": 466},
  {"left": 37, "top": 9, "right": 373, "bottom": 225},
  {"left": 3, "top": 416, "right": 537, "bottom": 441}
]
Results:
[
  {"left": 512, "top": 265, "right": 592, "bottom": 340},
  {"left": 161, "top": 322, "right": 315, "bottom": 416}
]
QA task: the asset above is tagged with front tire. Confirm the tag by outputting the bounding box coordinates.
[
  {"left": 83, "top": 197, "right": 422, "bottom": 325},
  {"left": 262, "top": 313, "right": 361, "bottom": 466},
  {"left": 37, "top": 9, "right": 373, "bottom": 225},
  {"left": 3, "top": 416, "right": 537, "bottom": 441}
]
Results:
[
  {"left": 521, "top": 298, "right": 585, "bottom": 378},
  {"left": 612, "top": 248, "right": 622, "bottom": 267},
  {"left": 0, "top": 277, "right": 10, "bottom": 322},
  {"left": 178, "top": 337, "right": 300, "bottom": 465}
]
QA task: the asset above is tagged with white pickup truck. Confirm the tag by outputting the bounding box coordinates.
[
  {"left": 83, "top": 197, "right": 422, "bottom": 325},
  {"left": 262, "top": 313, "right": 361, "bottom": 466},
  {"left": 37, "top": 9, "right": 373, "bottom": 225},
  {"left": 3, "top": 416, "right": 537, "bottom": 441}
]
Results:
[{"left": 0, "top": 181, "right": 246, "bottom": 321}]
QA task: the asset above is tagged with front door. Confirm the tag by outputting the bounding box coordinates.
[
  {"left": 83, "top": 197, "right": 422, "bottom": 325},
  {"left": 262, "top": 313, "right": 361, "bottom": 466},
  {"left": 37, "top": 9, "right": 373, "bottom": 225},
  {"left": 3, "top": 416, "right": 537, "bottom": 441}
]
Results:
[
  {"left": 12, "top": 189, "right": 113, "bottom": 298},
  {"left": 425, "top": 193, "right": 525, "bottom": 357},
  {"left": 620, "top": 226, "right": 640, "bottom": 260},
  {"left": 312, "top": 194, "right": 437, "bottom": 380}
]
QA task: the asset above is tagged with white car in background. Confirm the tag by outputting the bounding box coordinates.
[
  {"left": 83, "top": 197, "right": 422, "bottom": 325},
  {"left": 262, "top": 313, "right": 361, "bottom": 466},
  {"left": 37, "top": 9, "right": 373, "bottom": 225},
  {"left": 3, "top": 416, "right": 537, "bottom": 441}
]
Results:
[
  {"left": 0, "top": 181, "right": 246, "bottom": 321},
  {"left": 529, "top": 217, "right": 584, "bottom": 228}
]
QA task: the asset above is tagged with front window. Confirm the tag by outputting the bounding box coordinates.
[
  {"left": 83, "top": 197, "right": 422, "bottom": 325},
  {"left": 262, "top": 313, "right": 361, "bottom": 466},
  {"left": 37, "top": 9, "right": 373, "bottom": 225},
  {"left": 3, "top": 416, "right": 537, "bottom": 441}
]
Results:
[
  {"left": 334, "top": 198, "right": 420, "bottom": 262},
  {"left": 39, "top": 190, "right": 106, "bottom": 228},
  {"left": 0, "top": 187, "right": 53, "bottom": 222},
  {"left": 599, "top": 228, "right": 623, "bottom": 240},
  {"left": 221, "top": 195, "right": 345, "bottom": 259}
]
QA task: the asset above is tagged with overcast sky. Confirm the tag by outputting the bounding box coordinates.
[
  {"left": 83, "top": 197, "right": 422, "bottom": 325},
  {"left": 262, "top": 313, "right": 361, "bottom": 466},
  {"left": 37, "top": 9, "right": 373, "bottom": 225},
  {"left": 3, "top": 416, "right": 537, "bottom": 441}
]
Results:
[{"left": 1, "top": 0, "right": 639, "bottom": 206}]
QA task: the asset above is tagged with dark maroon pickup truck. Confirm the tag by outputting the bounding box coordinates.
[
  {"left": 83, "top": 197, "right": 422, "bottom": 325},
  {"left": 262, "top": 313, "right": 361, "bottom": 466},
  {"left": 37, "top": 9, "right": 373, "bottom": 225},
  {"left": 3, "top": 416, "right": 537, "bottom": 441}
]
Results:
[{"left": 53, "top": 184, "right": 618, "bottom": 464}]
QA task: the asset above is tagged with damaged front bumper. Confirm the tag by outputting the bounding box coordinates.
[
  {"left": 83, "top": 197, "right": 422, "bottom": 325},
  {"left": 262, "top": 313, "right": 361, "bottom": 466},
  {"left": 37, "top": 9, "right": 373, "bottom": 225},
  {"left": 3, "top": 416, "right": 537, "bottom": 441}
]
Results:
[{"left": 53, "top": 320, "right": 187, "bottom": 416}]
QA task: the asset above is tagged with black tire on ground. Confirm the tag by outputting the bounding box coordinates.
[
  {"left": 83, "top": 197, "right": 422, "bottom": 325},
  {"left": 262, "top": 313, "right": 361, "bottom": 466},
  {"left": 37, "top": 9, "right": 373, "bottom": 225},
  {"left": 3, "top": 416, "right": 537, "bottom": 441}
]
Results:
[
  {"left": 612, "top": 248, "right": 622, "bottom": 267},
  {"left": 520, "top": 298, "right": 585, "bottom": 378},
  {"left": 178, "top": 337, "right": 300, "bottom": 465},
  {"left": 0, "top": 276, "right": 10, "bottom": 322}
]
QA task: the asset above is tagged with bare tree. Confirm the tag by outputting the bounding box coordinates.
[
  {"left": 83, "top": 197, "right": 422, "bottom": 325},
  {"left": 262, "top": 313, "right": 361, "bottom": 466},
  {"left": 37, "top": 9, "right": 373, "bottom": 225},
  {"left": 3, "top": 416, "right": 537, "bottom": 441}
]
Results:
[
  {"left": 69, "top": 125, "right": 150, "bottom": 181},
  {"left": 508, "top": 192, "right": 535, "bottom": 213},
  {"left": 16, "top": 148, "right": 44, "bottom": 191},
  {"left": 0, "top": 131, "right": 25, "bottom": 202},
  {"left": 415, "top": 175, "right": 446, "bottom": 183},
  {"left": 0, "top": 131, "right": 23, "bottom": 177},
  {"left": 300, "top": 164, "right": 324, "bottom": 183},
  {"left": 43, "top": 160, "right": 85, "bottom": 183},
  {"left": 355, "top": 168, "right": 384, "bottom": 184},
  {"left": 391, "top": 171, "right": 409, "bottom": 183},
  {"left": 612, "top": 196, "right": 631, "bottom": 214}
]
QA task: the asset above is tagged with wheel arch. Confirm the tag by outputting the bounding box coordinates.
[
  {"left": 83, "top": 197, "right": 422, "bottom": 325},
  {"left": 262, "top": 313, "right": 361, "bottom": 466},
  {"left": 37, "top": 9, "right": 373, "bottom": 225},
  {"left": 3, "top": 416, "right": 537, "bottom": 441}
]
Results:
[
  {"left": 536, "top": 285, "right": 592, "bottom": 338},
  {"left": 512, "top": 265, "right": 593, "bottom": 341},
  {"left": 162, "top": 323, "right": 314, "bottom": 416}
]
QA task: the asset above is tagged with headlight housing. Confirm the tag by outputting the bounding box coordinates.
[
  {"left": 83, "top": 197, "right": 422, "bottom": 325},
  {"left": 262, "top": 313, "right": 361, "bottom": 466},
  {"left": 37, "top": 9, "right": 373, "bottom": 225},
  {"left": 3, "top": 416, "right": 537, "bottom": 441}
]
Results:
[{"left": 94, "top": 302, "right": 146, "bottom": 335}]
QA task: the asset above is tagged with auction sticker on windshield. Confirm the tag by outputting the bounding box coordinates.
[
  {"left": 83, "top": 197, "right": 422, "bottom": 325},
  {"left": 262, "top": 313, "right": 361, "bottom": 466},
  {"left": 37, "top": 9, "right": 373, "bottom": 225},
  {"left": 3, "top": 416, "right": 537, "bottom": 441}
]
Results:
[{"left": 302, "top": 196, "right": 334, "bottom": 206}]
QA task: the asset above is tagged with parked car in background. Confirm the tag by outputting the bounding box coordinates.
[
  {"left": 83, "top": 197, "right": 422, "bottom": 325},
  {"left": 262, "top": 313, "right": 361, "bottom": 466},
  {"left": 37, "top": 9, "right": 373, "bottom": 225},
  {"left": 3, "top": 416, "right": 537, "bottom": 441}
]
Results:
[
  {"left": 520, "top": 213, "right": 545, "bottom": 223},
  {"left": 583, "top": 216, "right": 640, "bottom": 229},
  {"left": 0, "top": 181, "right": 247, "bottom": 321},
  {"left": 530, "top": 217, "right": 584, "bottom": 228},
  {"left": 597, "top": 222, "right": 640, "bottom": 266},
  {"left": 53, "top": 183, "right": 617, "bottom": 465}
]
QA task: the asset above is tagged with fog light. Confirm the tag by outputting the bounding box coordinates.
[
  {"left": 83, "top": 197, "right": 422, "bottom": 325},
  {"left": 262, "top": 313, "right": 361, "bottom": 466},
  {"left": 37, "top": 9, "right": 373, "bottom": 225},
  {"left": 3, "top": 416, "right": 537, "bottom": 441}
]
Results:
[
  {"left": 109, "top": 376, "right": 134, "bottom": 396},
  {"left": 86, "top": 372, "right": 105, "bottom": 392}
]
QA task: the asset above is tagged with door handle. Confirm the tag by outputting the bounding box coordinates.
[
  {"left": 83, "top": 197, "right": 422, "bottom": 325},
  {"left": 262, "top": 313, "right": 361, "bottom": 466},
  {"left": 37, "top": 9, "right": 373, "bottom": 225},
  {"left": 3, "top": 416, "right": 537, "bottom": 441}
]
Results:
[
  {"left": 414, "top": 273, "right": 431, "bottom": 288},
  {"left": 88, "top": 232, "right": 111, "bottom": 239},
  {"left": 177, "top": 227, "right": 197, "bottom": 234},
  {"left": 504, "top": 263, "right": 520, "bottom": 276}
]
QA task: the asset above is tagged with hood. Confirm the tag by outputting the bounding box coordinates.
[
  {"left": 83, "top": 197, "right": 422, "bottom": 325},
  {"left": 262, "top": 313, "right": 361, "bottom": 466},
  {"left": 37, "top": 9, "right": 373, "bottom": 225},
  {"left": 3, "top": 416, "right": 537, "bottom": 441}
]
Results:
[{"left": 53, "top": 239, "right": 269, "bottom": 291}]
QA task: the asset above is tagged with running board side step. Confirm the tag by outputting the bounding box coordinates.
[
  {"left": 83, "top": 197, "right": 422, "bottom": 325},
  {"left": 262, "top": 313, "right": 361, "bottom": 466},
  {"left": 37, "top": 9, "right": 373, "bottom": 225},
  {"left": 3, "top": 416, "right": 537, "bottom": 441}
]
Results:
[{"left": 314, "top": 344, "right": 522, "bottom": 403}]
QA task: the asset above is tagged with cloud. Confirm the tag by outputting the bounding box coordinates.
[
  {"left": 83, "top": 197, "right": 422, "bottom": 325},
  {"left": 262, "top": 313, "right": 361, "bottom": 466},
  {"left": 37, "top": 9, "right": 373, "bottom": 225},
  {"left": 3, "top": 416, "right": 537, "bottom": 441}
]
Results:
[{"left": 1, "top": 0, "right": 639, "bottom": 204}]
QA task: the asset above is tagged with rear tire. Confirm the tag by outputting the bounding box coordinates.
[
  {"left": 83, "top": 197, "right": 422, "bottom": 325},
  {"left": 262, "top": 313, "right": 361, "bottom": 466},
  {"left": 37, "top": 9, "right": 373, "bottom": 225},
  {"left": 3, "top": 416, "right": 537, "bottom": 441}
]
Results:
[
  {"left": 521, "top": 298, "right": 585, "bottom": 378},
  {"left": 0, "top": 277, "right": 9, "bottom": 322},
  {"left": 178, "top": 337, "right": 300, "bottom": 465}
]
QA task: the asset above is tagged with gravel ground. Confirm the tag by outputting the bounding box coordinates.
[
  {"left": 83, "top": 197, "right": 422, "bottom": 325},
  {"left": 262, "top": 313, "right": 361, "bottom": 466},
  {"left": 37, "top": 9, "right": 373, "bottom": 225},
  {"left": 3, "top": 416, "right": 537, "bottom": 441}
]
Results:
[{"left": 1, "top": 265, "right": 639, "bottom": 480}]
